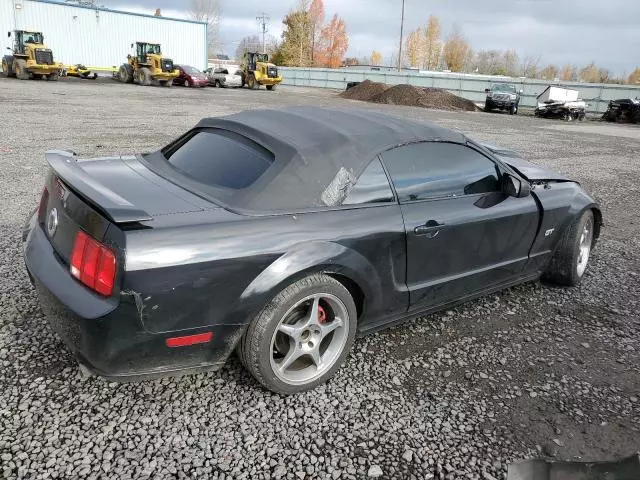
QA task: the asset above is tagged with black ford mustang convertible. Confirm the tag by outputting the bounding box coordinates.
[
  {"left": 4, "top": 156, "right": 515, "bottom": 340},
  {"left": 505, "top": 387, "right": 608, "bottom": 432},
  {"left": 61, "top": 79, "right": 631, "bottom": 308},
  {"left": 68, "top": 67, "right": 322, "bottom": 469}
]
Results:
[{"left": 23, "top": 107, "right": 602, "bottom": 394}]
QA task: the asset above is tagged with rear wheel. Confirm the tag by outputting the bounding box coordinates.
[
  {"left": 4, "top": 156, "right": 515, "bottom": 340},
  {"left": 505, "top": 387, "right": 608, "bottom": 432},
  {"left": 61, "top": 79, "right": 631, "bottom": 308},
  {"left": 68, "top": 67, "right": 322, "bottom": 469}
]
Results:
[
  {"left": 14, "top": 59, "right": 30, "bottom": 80},
  {"left": 119, "top": 64, "right": 133, "bottom": 83},
  {"left": 543, "top": 210, "right": 595, "bottom": 287},
  {"left": 1, "top": 57, "right": 13, "bottom": 77},
  {"left": 237, "top": 274, "right": 357, "bottom": 394}
]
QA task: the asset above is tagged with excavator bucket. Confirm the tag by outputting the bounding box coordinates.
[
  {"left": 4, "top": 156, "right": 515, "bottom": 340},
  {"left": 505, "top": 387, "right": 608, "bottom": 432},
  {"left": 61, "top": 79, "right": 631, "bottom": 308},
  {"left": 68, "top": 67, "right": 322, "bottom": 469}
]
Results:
[{"left": 507, "top": 454, "right": 640, "bottom": 480}]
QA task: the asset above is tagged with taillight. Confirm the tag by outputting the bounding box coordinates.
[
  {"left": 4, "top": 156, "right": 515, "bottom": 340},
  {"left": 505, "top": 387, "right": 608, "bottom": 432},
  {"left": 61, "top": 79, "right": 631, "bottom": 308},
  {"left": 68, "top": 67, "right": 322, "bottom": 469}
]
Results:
[{"left": 70, "top": 231, "right": 117, "bottom": 296}]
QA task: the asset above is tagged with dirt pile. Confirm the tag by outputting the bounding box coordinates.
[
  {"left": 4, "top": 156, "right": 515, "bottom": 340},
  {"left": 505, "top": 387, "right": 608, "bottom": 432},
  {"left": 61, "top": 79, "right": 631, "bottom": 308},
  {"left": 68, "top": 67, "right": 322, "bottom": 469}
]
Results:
[
  {"left": 339, "top": 80, "right": 390, "bottom": 101},
  {"left": 341, "top": 81, "right": 479, "bottom": 112}
]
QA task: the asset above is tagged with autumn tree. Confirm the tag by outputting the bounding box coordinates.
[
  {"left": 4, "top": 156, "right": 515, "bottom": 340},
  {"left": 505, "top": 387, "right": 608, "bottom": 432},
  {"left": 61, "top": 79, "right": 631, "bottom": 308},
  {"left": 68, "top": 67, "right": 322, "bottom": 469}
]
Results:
[
  {"left": 370, "top": 50, "right": 383, "bottom": 66},
  {"left": 189, "top": 0, "right": 221, "bottom": 57},
  {"left": 315, "top": 14, "right": 348, "bottom": 68},
  {"left": 422, "top": 16, "right": 441, "bottom": 70},
  {"left": 309, "top": 0, "right": 325, "bottom": 64},
  {"left": 539, "top": 65, "right": 559, "bottom": 80},
  {"left": 235, "top": 35, "right": 261, "bottom": 61},
  {"left": 628, "top": 68, "right": 640, "bottom": 85},
  {"left": 278, "top": 9, "right": 313, "bottom": 66},
  {"left": 442, "top": 25, "right": 470, "bottom": 72},
  {"left": 560, "top": 64, "right": 577, "bottom": 82},
  {"left": 520, "top": 55, "right": 541, "bottom": 78},
  {"left": 580, "top": 62, "right": 610, "bottom": 83},
  {"left": 404, "top": 29, "right": 422, "bottom": 67}
]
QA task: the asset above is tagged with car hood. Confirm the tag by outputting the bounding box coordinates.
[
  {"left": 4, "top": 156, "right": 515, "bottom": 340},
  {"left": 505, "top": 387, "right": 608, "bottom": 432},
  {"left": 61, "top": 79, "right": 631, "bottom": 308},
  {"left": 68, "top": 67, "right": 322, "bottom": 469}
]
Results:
[{"left": 482, "top": 144, "right": 571, "bottom": 182}]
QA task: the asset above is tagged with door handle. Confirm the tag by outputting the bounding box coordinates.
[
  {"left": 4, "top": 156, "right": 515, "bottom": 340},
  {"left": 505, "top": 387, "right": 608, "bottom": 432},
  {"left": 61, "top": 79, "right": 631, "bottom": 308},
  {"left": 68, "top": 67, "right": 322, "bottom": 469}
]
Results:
[{"left": 414, "top": 220, "right": 445, "bottom": 238}]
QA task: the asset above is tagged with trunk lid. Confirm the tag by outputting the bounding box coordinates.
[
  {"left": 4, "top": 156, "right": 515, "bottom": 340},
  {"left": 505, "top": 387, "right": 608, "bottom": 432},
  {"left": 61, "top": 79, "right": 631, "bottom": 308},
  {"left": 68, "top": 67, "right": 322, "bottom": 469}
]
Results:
[{"left": 40, "top": 150, "right": 212, "bottom": 265}]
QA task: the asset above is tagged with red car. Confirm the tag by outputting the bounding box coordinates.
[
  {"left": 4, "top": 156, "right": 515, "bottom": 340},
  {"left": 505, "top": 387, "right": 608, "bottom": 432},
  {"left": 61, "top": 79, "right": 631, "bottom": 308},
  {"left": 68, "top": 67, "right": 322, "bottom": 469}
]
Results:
[{"left": 174, "top": 65, "right": 208, "bottom": 88}]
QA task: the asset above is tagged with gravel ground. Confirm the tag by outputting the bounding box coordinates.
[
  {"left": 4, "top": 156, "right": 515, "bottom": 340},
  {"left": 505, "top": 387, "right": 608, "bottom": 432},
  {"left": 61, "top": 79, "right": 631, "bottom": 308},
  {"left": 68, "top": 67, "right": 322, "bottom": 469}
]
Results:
[{"left": 1, "top": 78, "right": 639, "bottom": 480}]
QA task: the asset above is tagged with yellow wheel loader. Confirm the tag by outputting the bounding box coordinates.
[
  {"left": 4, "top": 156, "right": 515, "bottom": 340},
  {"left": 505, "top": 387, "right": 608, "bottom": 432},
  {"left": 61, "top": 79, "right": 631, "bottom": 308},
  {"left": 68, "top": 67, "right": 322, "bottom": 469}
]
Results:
[
  {"left": 2, "top": 30, "right": 62, "bottom": 81},
  {"left": 240, "top": 52, "right": 282, "bottom": 91},
  {"left": 118, "top": 42, "right": 179, "bottom": 87}
]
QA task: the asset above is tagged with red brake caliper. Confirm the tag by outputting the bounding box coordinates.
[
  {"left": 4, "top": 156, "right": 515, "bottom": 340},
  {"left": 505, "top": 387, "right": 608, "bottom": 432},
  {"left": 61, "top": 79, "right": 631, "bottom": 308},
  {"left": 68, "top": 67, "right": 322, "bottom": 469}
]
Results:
[{"left": 317, "top": 304, "right": 327, "bottom": 324}]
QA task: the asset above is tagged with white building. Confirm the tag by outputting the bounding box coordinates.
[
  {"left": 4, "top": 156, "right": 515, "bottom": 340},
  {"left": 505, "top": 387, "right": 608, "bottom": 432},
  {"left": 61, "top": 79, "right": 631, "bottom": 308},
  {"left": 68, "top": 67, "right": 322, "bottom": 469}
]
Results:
[{"left": 1, "top": 0, "right": 207, "bottom": 70}]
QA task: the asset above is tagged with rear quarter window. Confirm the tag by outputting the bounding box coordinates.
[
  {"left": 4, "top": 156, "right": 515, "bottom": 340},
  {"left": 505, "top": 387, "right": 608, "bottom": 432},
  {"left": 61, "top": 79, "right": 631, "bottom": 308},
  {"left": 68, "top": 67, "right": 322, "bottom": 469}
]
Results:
[{"left": 162, "top": 130, "right": 274, "bottom": 190}]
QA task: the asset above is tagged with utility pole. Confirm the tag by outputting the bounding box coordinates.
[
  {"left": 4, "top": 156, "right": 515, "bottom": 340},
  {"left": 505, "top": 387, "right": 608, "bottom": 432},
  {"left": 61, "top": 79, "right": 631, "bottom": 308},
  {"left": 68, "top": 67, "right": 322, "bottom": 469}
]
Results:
[
  {"left": 397, "top": 0, "right": 405, "bottom": 72},
  {"left": 256, "top": 12, "right": 270, "bottom": 54}
]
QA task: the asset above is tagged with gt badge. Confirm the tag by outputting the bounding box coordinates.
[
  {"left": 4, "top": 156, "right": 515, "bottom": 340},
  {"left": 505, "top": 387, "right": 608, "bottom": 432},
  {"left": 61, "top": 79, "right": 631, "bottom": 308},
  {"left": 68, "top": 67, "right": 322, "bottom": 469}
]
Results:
[{"left": 545, "top": 228, "right": 555, "bottom": 237}]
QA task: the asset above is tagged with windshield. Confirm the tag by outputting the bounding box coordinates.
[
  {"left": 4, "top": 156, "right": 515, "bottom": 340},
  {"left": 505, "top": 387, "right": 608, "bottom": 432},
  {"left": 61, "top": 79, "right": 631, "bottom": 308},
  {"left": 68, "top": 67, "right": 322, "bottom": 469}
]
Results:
[
  {"left": 491, "top": 84, "right": 516, "bottom": 93},
  {"left": 182, "top": 66, "right": 201, "bottom": 74},
  {"left": 144, "top": 44, "right": 161, "bottom": 54},
  {"left": 256, "top": 53, "right": 269, "bottom": 62},
  {"left": 23, "top": 32, "right": 44, "bottom": 44}
]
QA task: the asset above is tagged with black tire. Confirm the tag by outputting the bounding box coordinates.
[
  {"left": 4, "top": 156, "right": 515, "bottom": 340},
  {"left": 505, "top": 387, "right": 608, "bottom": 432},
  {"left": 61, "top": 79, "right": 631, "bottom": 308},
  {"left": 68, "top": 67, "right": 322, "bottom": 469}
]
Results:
[
  {"left": 160, "top": 79, "right": 173, "bottom": 88},
  {"left": 138, "top": 68, "right": 152, "bottom": 86},
  {"left": 14, "top": 59, "right": 29, "bottom": 80},
  {"left": 214, "top": 80, "right": 220, "bottom": 88},
  {"left": 119, "top": 64, "right": 133, "bottom": 84},
  {"left": 184, "top": 79, "right": 191, "bottom": 88},
  {"left": 247, "top": 74, "right": 257, "bottom": 89},
  {"left": 46, "top": 72, "right": 58, "bottom": 81},
  {"left": 543, "top": 210, "right": 595, "bottom": 287},
  {"left": 510, "top": 103, "right": 518, "bottom": 115},
  {"left": 1, "top": 56, "right": 13, "bottom": 77},
  {"left": 266, "top": 84, "right": 275, "bottom": 91},
  {"left": 237, "top": 274, "right": 358, "bottom": 394},
  {"left": 484, "top": 101, "right": 492, "bottom": 112}
]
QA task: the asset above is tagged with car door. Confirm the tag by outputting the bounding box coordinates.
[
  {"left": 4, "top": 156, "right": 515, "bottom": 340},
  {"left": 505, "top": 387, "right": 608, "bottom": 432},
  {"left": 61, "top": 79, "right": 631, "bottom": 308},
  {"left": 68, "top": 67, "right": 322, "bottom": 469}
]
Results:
[{"left": 381, "top": 141, "right": 540, "bottom": 311}]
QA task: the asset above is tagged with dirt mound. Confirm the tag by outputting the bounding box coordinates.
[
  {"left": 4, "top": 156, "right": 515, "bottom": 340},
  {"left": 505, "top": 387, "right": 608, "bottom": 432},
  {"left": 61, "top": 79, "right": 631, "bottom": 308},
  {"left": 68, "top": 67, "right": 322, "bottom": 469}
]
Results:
[
  {"left": 341, "top": 80, "right": 479, "bottom": 112},
  {"left": 371, "top": 84, "right": 479, "bottom": 112},
  {"left": 339, "top": 80, "right": 390, "bottom": 101}
]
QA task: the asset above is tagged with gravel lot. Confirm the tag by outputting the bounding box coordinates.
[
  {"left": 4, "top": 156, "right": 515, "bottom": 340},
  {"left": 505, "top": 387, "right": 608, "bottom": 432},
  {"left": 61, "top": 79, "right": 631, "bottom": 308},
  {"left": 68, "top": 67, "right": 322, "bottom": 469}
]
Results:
[{"left": 1, "top": 78, "right": 639, "bottom": 480}]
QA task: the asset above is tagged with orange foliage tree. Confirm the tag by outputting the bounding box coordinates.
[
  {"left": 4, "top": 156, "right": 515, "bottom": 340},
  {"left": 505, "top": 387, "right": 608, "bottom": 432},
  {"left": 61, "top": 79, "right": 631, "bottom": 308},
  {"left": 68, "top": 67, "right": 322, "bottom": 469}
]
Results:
[
  {"left": 309, "top": 0, "right": 325, "bottom": 65},
  {"left": 370, "top": 50, "right": 383, "bottom": 65},
  {"left": 315, "top": 14, "right": 349, "bottom": 68},
  {"left": 629, "top": 68, "right": 640, "bottom": 85}
]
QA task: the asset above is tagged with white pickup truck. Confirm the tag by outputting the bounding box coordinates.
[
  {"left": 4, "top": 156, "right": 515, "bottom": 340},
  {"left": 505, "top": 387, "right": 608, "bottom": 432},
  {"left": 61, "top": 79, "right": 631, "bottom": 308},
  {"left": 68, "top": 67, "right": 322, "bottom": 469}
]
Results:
[{"left": 206, "top": 67, "right": 243, "bottom": 88}]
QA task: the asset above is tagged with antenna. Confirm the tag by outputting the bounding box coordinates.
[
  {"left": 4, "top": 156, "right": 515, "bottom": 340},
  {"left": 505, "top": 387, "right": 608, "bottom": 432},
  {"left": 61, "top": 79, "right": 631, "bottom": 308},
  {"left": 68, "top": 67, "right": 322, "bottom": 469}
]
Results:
[{"left": 256, "top": 12, "right": 269, "bottom": 54}]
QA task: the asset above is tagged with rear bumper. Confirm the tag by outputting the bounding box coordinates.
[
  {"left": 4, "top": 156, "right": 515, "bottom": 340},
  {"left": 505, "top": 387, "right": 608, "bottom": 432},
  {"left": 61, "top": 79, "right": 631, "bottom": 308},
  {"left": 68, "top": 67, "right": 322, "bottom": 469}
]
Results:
[{"left": 23, "top": 218, "right": 242, "bottom": 380}]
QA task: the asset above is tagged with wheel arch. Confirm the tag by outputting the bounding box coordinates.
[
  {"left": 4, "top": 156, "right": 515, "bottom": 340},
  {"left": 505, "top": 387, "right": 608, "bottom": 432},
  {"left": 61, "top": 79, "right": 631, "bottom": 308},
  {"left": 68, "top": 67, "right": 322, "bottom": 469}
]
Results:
[{"left": 237, "top": 241, "right": 379, "bottom": 326}]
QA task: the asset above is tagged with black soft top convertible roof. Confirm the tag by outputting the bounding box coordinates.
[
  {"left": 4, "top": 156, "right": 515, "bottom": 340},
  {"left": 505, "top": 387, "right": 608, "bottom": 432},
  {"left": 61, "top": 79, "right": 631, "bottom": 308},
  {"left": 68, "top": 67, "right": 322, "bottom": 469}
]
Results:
[{"left": 149, "top": 106, "right": 465, "bottom": 212}]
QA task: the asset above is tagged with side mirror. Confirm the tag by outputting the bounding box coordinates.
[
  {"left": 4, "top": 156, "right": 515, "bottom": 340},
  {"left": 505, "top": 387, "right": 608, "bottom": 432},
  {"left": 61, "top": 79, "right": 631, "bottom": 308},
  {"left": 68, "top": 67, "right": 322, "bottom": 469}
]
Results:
[
  {"left": 519, "top": 89, "right": 524, "bottom": 94},
  {"left": 503, "top": 172, "right": 531, "bottom": 198},
  {"left": 130, "top": 43, "right": 133, "bottom": 48},
  {"left": 8, "top": 31, "right": 11, "bottom": 37},
  {"left": 484, "top": 88, "right": 490, "bottom": 93},
  {"left": 6, "top": 47, "right": 10, "bottom": 51}
]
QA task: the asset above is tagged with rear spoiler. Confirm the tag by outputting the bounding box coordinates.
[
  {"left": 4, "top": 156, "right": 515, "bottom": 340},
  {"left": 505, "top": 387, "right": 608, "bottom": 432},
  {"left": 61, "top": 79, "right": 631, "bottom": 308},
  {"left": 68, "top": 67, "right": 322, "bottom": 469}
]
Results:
[{"left": 45, "top": 150, "right": 153, "bottom": 223}]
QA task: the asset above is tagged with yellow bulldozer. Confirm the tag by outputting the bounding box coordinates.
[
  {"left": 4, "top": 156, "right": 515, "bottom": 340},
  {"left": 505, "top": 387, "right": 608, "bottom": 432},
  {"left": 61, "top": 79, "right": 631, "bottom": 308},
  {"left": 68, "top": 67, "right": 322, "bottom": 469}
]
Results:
[
  {"left": 118, "top": 42, "right": 179, "bottom": 87},
  {"left": 240, "top": 52, "right": 282, "bottom": 91},
  {"left": 2, "top": 30, "right": 62, "bottom": 80}
]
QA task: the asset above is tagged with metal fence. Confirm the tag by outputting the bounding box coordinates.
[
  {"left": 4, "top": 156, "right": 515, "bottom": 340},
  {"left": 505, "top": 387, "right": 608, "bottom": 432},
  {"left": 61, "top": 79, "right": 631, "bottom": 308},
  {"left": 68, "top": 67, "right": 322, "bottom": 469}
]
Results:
[{"left": 279, "top": 67, "right": 640, "bottom": 114}]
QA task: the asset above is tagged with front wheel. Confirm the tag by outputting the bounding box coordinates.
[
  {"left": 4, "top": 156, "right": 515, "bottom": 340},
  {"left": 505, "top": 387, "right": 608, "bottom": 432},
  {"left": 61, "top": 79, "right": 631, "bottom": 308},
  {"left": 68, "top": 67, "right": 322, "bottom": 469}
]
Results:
[
  {"left": 543, "top": 210, "right": 595, "bottom": 286},
  {"left": 484, "top": 101, "right": 492, "bottom": 112},
  {"left": 266, "top": 84, "right": 276, "bottom": 91},
  {"left": 184, "top": 79, "right": 191, "bottom": 87},
  {"left": 237, "top": 274, "right": 357, "bottom": 394},
  {"left": 510, "top": 103, "right": 518, "bottom": 115}
]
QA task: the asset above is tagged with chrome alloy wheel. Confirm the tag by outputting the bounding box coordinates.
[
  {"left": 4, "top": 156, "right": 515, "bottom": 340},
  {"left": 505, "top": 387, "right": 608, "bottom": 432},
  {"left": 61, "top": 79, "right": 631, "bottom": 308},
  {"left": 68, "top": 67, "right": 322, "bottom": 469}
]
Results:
[
  {"left": 270, "top": 293, "right": 349, "bottom": 386},
  {"left": 577, "top": 216, "right": 594, "bottom": 277}
]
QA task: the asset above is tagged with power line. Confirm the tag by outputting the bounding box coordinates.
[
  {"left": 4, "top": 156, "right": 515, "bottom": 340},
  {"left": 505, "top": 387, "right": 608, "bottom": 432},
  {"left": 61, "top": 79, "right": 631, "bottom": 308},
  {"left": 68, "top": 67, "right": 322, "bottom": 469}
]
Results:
[{"left": 256, "top": 12, "right": 270, "bottom": 54}]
